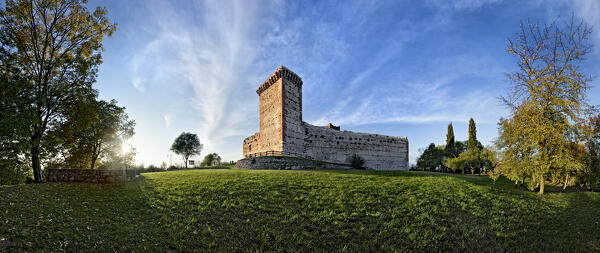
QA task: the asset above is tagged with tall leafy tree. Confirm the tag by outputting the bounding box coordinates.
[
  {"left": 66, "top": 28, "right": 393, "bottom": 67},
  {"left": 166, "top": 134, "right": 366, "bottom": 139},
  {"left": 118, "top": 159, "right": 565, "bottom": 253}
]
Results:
[
  {"left": 443, "top": 123, "right": 464, "bottom": 173},
  {"left": 446, "top": 123, "right": 455, "bottom": 147},
  {"left": 0, "top": 0, "right": 116, "bottom": 182},
  {"left": 171, "top": 132, "right": 203, "bottom": 169},
  {"left": 498, "top": 17, "right": 592, "bottom": 194},
  {"left": 467, "top": 118, "right": 479, "bottom": 152}
]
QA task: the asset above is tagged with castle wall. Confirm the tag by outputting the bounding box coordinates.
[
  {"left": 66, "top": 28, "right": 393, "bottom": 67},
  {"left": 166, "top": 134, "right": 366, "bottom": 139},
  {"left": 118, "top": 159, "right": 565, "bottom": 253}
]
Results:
[
  {"left": 243, "top": 132, "right": 260, "bottom": 155},
  {"left": 301, "top": 123, "right": 408, "bottom": 170},
  {"left": 281, "top": 78, "right": 304, "bottom": 154},
  {"left": 258, "top": 79, "right": 283, "bottom": 153}
]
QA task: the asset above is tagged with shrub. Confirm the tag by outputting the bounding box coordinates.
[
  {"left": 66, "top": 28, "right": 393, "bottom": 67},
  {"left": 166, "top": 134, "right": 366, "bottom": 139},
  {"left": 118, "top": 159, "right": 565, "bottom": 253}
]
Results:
[
  {"left": 349, "top": 154, "right": 365, "bottom": 170},
  {"left": 147, "top": 164, "right": 161, "bottom": 172},
  {"left": 0, "top": 161, "right": 32, "bottom": 185}
]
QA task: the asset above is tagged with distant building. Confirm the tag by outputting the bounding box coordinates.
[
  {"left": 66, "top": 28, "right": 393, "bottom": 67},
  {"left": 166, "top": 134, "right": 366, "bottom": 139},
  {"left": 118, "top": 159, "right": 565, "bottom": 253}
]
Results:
[{"left": 243, "top": 66, "right": 409, "bottom": 170}]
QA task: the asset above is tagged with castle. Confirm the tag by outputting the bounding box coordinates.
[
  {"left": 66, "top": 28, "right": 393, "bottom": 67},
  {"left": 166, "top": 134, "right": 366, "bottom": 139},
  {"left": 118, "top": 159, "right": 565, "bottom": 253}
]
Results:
[{"left": 243, "top": 66, "right": 409, "bottom": 170}]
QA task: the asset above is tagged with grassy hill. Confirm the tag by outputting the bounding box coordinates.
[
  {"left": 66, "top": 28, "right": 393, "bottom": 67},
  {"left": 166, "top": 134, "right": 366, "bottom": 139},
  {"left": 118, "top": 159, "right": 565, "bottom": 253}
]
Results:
[{"left": 1, "top": 169, "right": 599, "bottom": 252}]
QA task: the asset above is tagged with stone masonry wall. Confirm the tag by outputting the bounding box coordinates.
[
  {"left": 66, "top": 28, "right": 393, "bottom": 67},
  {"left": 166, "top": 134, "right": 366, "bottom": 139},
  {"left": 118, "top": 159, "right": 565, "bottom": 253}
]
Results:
[
  {"left": 302, "top": 123, "right": 408, "bottom": 170},
  {"left": 235, "top": 156, "right": 351, "bottom": 170},
  {"left": 258, "top": 78, "right": 283, "bottom": 153},
  {"left": 45, "top": 169, "right": 137, "bottom": 183},
  {"left": 281, "top": 78, "right": 305, "bottom": 154},
  {"left": 243, "top": 132, "right": 260, "bottom": 154}
]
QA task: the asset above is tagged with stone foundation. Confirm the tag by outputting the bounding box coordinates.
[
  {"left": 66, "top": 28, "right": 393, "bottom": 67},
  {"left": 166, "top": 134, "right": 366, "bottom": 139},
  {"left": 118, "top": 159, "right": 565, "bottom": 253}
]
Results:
[
  {"left": 235, "top": 156, "right": 351, "bottom": 170},
  {"left": 45, "top": 169, "right": 137, "bottom": 183}
]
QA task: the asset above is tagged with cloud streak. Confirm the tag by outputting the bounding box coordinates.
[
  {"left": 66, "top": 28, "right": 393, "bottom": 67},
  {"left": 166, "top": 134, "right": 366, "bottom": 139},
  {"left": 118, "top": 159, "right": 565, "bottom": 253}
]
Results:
[{"left": 128, "top": 0, "right": 281, "bottom": 159}]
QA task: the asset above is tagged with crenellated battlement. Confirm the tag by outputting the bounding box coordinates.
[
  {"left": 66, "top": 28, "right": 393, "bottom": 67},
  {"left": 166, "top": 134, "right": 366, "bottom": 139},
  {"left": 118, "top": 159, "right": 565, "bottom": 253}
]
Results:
[{"left": 256, "top": 66, "right": 303, "bottom": 95}]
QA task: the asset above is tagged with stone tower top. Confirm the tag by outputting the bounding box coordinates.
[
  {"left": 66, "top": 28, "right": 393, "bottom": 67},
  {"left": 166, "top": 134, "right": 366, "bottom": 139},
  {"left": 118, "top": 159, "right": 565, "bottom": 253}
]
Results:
[{"left": 256, "top": 66, "right": 303, "bottom": 95}]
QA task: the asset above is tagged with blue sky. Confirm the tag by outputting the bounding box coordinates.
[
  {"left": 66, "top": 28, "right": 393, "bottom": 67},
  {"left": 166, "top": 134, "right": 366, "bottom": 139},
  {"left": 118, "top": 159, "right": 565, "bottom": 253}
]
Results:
[{"left": 89, "top": 0, "right": 600, "bottom": 166}]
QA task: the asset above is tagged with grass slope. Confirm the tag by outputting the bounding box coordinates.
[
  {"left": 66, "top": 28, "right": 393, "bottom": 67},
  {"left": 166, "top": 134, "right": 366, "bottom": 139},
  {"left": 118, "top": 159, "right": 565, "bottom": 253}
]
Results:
[{"left": 1, "top": 169, "right": 599, "bottom": 252}]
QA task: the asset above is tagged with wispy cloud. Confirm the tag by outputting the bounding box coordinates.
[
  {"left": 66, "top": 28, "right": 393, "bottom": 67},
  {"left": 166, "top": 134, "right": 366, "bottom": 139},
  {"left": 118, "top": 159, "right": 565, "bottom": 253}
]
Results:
[
  {"left": 128, "top": 0, "right": 281, "bottom": 158},
  {"left": 163, "top": 114, "right": 173, "bottom": 128},
  {"left": 573, "top": 0, "right": 600, "bottom": 50},
  {"left": 131, "top": 77, "right": 145, "bottom": 93},
  {"left": 427, "top": 0, "right": 503, "bottom": 11},
  {"left": 311, "top": 7, "right": 507, "bottom": 128}
]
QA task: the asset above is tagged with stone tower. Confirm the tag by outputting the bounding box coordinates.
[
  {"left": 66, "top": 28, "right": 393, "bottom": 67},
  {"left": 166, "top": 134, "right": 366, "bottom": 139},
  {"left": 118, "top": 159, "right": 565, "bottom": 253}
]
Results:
[{"left": 254, "top": 66, "right": 303, "bottom": 154}]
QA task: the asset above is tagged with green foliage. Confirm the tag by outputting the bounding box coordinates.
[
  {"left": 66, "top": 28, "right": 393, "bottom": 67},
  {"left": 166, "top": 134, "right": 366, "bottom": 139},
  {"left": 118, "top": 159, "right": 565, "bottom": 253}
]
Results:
[
  {"left": 348, "top": 154, "right": 365, "bottom": 169},
  {"left": 46, "top": 99, "right": 135, "bottom": 169},
  {"left": 444, "top": 146, "right": 495, "bottom": 175},
  {"left": 446, "top": 123, "right": 455, "bottom": 147},
  {"left": 498, "top": 18, "right": 593, "bottom": 194},
  {"left": 201, "top": 153, "right": 222, "bottom": 166},
  {"left": 417, "top": 143, "right": 445, "bottom": 171},
  {"left": 171, "top": 132, "right": 203, "bottom": 168},
  {"left": 0, "top": 0, "right": 116, "bottom": 182},
  {"left": 0, "top": 160, "right": 31, "bottom": 185},
  {"left": 444, "top": 151, "right": 475, "bottom": 174},
  {"left": 581, "top": 114, "right": 600, "bottom": 190},
  {"left": 444, "top": 123, "right": 463, "bottom": 161},
  {"left": 467, "top": 118, "right": 479, "bottom": 153},
  {"left": 1, "top": 170, "right": 599, "bottom": 251},
  {"left": 98, "top": 145, "right": 137, "bottom": 170},
  {"left": 445, "top": 118, "right": 493, "bottom": 175}
]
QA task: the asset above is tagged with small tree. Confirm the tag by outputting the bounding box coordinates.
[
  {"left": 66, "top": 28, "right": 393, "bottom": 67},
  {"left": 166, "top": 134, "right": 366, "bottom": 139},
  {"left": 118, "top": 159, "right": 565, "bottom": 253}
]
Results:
[
  {"left": 201, "top": 153, "right": 222, "bottom": 166},
  {"left": 170, "top": 132, "right": 202, "bottom": 169},
  {"left": 417, "top": 143, "right": 445, "bottom": 171},
  {"left": 444, "top": 123, "right": 459, "bottom": 172},
  {"left": 349, "top": 154, "right": 365, "bottom": 169}
]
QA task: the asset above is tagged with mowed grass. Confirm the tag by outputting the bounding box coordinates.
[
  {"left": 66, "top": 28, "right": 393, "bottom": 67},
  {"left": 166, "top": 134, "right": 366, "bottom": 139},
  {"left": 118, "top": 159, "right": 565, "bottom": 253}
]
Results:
[{"left": 1, "top": 169, "right": 599, "bottom": 252}]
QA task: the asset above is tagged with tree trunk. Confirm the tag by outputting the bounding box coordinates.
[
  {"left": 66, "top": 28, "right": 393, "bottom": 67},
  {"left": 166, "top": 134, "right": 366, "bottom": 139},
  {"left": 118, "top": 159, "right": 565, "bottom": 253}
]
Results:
[
  {"left": 90, "top": 156, "right": 97, "bottom": 170},
  {"left": 538, "top": 176, "right": 545, "bottom": 195},
  {"left": 31, "top": 143, "right": 42, "bottom": 183},
  {"left": 563, "top": 174, "right": 569, "bottom": 190},
  {"left": 90, "top": 142, "right": 100, "bottom": 169}
]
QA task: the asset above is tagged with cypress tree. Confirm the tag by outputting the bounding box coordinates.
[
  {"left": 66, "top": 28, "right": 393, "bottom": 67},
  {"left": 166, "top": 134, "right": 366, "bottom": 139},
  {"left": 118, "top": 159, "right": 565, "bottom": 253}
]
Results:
[
  {"left": 446, "top": 123, "right": 455, "bottom": 147},
  {"left": 467, "top": 118, "right": 478, "bottom": 152}
]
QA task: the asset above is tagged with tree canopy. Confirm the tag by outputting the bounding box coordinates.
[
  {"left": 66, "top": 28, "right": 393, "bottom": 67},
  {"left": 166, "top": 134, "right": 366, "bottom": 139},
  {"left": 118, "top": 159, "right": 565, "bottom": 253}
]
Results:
[
  {"left": 417, "top": 143, "right": 445, "bottom": 171},
  {"left": 201, "top": 153, "right": 222, "bottom": 166},
  {"left": 0, "top": 0, "right": 116, "bottom": 182},
  {"left": 496, "top": 17, "right": 593, "bottom": 194},
  {"left": 171, "top": 132, "right": 203, "bottom": 168}
]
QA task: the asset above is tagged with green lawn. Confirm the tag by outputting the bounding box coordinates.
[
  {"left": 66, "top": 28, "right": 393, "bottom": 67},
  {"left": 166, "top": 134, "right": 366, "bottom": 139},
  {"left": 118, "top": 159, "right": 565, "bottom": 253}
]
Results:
[{"left": 1, "top": 169, "right": 599, "bottom": 252}]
